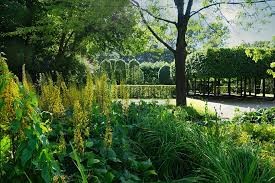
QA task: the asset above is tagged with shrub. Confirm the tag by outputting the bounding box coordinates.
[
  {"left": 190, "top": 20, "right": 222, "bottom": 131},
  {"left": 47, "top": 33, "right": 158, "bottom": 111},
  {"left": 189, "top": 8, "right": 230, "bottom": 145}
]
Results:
[
  {"left": 100, "top": 60, "right": 112, "bottom": 79},
  {"left": 0, "top": 56, "right": 59, "bottom": 182},
  {"left": 127, "top": 60, "right": 144, "bottom": 84},
  {"left": 158, "top": 65, "right": 172, "bottom": 84},
  {"left": 233, "top": 107, "right": 275, "bottom": 125},
  {"left": 114, "top": 59, "right": 127, "bottom": 84},
  {"left": 140, "top": 61, "right": 167, "bottom": 84},
  {"left": 117, "top": 85, "right": 176, "bottom": 99}
]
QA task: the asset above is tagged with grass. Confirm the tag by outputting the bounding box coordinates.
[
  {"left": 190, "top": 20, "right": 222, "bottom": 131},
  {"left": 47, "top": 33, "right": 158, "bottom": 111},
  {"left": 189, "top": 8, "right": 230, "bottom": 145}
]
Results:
[{"left": 127, "top": 103, "right": 275, "bottom": 182}]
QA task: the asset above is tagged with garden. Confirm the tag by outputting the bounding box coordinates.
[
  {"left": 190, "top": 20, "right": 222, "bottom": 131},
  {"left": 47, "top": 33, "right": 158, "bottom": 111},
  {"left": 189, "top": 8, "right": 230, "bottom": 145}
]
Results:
[{"left": 1, "top": 0, "right": 275, "bottom": 183}]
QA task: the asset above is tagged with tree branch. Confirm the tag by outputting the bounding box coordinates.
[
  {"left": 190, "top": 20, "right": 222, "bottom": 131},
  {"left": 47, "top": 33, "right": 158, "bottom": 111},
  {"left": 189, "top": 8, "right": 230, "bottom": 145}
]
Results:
[
  {"left": 131, "top": 0, "right": 177, "bottom": 25},
  {"left": 190, "top": 0, "right": 275, "bottom": 17},
  {"left": 185, "top": 0, "right": 194, "bottom": 16},
  {"left": 131, "top": 0, "right": 176, "bottom": 53}
]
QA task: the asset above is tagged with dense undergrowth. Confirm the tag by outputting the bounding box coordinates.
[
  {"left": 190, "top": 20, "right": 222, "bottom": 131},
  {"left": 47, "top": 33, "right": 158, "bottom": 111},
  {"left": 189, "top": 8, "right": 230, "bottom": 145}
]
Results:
[{"left": 0, "top": 57, "right": 274, "bottom": 182}]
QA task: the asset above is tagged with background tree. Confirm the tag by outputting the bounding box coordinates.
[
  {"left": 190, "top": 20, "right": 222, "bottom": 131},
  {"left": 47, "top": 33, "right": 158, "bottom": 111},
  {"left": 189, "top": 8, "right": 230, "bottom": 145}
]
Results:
[
  {"left": 0, "top": 0, "right": 138, "bottom": 81},
  {"left": 131, "top": 0, "right": 275, "bottom": 106}
]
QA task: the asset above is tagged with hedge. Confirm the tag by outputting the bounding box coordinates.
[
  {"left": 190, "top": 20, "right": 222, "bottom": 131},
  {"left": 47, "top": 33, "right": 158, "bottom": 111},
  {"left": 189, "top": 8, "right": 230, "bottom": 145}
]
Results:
[
  {"left": 158, "top": 65, "right": 172, "bottom": 84},
  {"left": 114, "top": 59, "right": 127, "bottom": 84},
  {"left": 186, "top": 48, "right": 275, "bottom": 78},
  {"left": 99, "top": 48, "right": 275, "bottom": 85},
  {"left": 117, "top": 85, "right": 176, "bottom": 99}
]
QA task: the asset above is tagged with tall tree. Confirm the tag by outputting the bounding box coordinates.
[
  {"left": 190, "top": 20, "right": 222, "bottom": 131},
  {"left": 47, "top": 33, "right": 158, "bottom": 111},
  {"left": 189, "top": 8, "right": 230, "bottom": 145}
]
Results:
[
  {"left": 1, "top": 0, "right": 138, "bottom": 78},
  {"left": 132, "top": 0, "right": 275, "bottom": 106}
]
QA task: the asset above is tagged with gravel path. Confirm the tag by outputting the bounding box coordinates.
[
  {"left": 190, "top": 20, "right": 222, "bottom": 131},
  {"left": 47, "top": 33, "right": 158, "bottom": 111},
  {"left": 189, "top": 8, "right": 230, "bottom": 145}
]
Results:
[{"left": 126, "top": 98, "right": 275, "bottom": 119}]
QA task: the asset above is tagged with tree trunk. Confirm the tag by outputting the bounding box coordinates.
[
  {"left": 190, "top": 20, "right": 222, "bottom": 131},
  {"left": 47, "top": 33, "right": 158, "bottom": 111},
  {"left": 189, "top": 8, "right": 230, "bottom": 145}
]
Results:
[
  {"left": 263, "top": 78, "right": 266, "bottom": 97},
  {"left": 186, "top": 78, "right": 189, "bottom": 95},
  {"left": 174, "top": 49, "right": 187, "bottom": 106},
  {"left": 218, "top": 79, "right": 221, "bottom": 96},
  {"left": 249, "top": 78, "right": 252, "bottom": 96},
  {"left": 228, "top": 78, "right": 231, "bottom": 96},
  {"left": 203, "top": 79, "right": 206, "bottom": 96},
  {"left": 207, "top": 78, "right": 210, "bottom": 96},
  {"left": 236, "top": 78, "right": 239, "bottom": 95},
  {"left": 246, "top": 78, "right": 247, "bottom": 97},
  {"left": 254, "top": 77, "right": 257, "bottom": 97},
  {"left": 240, "top": 77, "right": 243, "bottom": 97},
  {"left": 174, "top": 5, "right": 189, "bottom": 106},
  {"left": 214, "top": 78, "right": 217, "bottom": 96}
]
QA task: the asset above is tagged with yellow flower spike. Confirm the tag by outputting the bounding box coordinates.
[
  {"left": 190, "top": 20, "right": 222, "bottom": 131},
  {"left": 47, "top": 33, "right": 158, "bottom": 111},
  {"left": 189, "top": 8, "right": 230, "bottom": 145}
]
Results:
[
  {"left": 73, "top": 128, "right": 84, "bottom": 153},
  {"left": 58, "top": 132, "right": 66, "bottom": 153},
  {"left": 82, "top": 73, "right": 94, "bottom": 109},
  {"left": 39, "top": 75, "right": 64, "bottom": 115},
  {"left": 104, "top": 121, "right": 113, "bottom": 148},
  {"left": 0, "top": 59, "right": 21, "bottom": 128},
  {"left": 22, "top": 64, "right": 34, "bottom": 93}
]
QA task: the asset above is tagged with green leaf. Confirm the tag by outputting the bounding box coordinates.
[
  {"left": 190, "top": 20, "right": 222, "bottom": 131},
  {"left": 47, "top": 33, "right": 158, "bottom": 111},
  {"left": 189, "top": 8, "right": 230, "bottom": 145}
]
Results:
[
  {"left": 87, "top": 158, "right": 100, "bottom": 167},
  {"left": 85, "top": 141, "right": 94, "bottom": 148},
  {"left": 0, "top": 99, "right": 4, "bottom": 109},
  {"left": 10, "top": 119, "right": 21, "bottom": 133},
  {"left": 145, "top": 170, "right": 157, "bottom": 176},
  {"left": 15, "top": 108, "right": 23, "bottom": 120},
  {"left": 41, "top": 165, "right": 51, "bottom": 183},
  {"left": 21, "top": 146, "right": 35, "bottom": 166},
  {"left": 104, "top": 172, "right": 115, "bottom": 183}
]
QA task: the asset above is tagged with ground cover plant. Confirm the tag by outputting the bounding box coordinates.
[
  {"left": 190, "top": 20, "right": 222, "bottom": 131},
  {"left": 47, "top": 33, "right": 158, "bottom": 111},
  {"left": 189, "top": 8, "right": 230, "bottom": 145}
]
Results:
[{"left": 1, "top": 56, "right": 275, "bottom": 182}]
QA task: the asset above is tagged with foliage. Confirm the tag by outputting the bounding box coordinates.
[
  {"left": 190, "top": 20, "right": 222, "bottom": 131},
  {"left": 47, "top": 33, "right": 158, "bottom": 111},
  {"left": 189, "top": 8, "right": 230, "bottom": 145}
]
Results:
[
  {"left": 1, "top": 55, "right": 275, "bottom": 182},
  {"left": 100, "top": 60, "right": 112, "bottom": 79},
  {"left": 127, "top": 60, "right": 144, "bottom": 84},
  {"left": 114, "top": 59, "right": 127, "bottom": 84},
  {"left": 0, "top": 0, "right": 139, "bottom": 81},
  {"left": 233, "top": 107, "right": 275, "bottom": 125},
  {"left": 158, "top": 65, "right": 172, "bottom": 85},
  {"left": 127, "top": 102, "right": 274, "bottom": 182},
  {"left": 186, "top": 48, "right": 274, "bottom": 78},
  {"left": 140, "top": 61, "right": 168, "bottom": 84},
  {"left": 117, "top": 85, "right": 176, "bottom": 99},
  {"left": 245, "top": 48, "right": 275, "bottom": 78},
  {"left": 0, "top": 55, "right": 59, "bottom": 182}
]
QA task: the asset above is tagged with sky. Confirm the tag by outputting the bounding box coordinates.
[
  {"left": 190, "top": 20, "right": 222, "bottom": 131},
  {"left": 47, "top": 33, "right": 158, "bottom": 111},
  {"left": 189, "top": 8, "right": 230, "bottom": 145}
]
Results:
[
  {"left": 138, "top": 0, "right": 275, "bottom": 47},
  {"left": 220, "top": 5, "right": 275, "bottom": 46},
  {"left": 226, "top": 17, "right": 275, "bottom": 46}
]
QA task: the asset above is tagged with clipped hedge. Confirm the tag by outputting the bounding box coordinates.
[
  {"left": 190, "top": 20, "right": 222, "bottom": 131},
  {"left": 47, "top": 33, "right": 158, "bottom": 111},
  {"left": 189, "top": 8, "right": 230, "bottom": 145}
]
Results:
[
  {"left": 100, "top": 60, "right": 112, "bottom": 78},
  {"left": 114, "top": 59, "right": 127, "bottom": 84},
  {"left": 186, "top": 48, "right": 275, "bottom": 78},
  {"left": 140, "top": 61, "right": 167, "bottom": 84},
  {"left": 128, "top": 60, "right": 144, "bottom": 84},
  {"left": 158, "top": 65, "right": 172, "bottom": 84},
  {"left": 117, "top": 85, "right": 176, "bottom": 99}
]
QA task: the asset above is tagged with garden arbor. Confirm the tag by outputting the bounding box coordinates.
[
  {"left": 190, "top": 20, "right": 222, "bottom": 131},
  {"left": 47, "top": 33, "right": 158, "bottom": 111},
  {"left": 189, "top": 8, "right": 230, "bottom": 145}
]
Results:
[{"left": 131, "top": 0, "right": 275, "bottom": 106}]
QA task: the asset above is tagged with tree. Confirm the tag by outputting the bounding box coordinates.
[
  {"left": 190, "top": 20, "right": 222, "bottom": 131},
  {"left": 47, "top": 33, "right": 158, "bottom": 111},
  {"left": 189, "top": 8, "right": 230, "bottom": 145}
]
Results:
[
  {"left": 1, "top": 0, "right": 137, "bottom": 79},
  {"left": 131, "top": 0, "right": 275, "bottom": 106}
]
